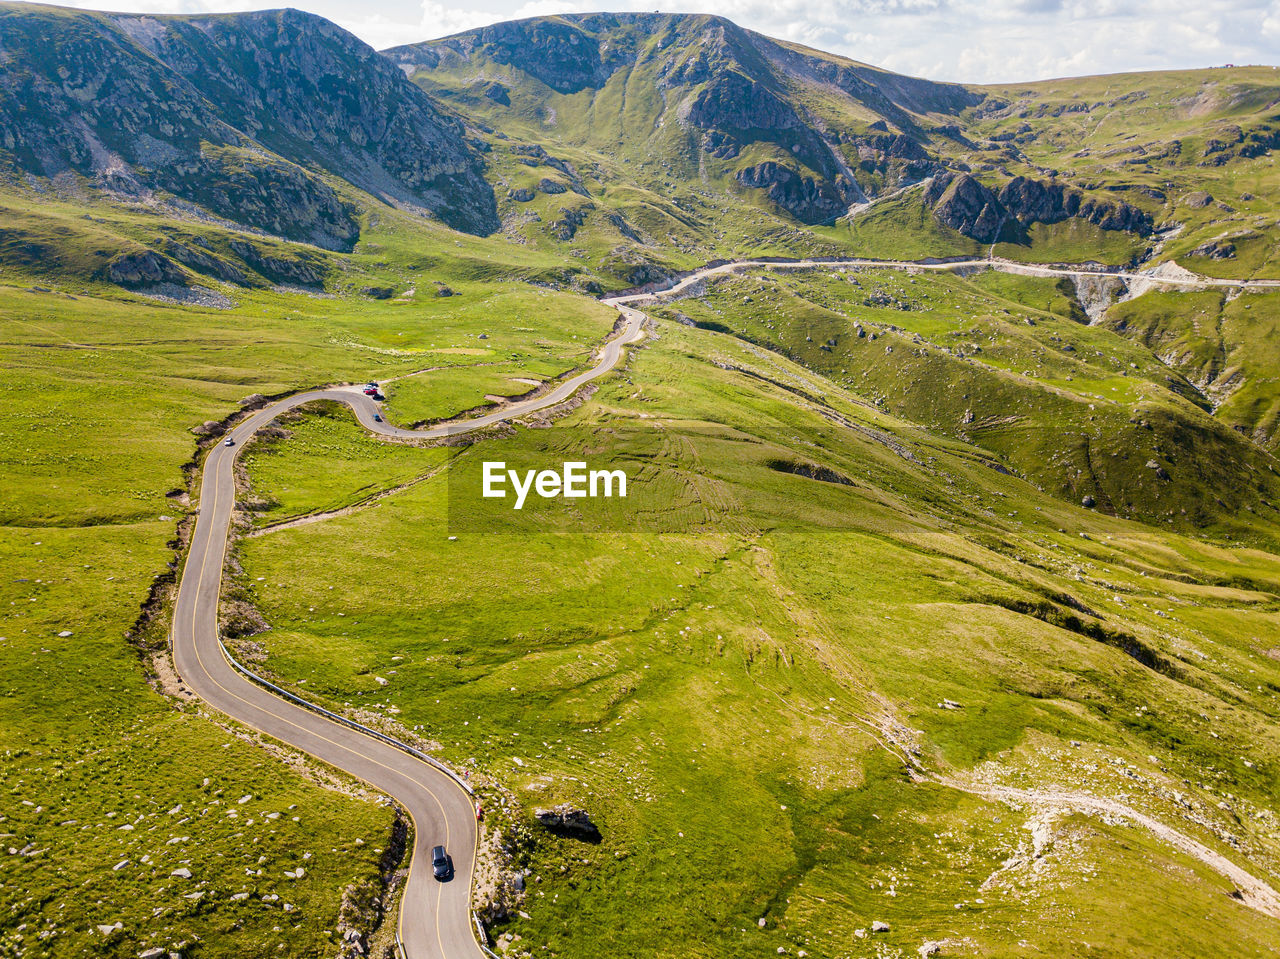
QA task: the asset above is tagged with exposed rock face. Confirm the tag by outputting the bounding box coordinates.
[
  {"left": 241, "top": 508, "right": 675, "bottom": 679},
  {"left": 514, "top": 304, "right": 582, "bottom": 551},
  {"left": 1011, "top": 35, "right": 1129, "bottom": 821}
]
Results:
[
  {"left": 164, "top": 241, "right": 250, "bottom": 286},
  {"left": 480, "top": 81, "right": 511, "bottom": 106},
  {"left": 1072, "top": 273, "right": 1128, "bottom": 322},
  {"left": 534, "top": 805, "right": 600, "bottom": 840},
  {"left": 1190, "top": 238, "right": 1236, "bottom": 259},
  {"left": 737, "top": 163, "right": 860, "bottom": 223},
  {"left": 1200, "top": 123, "right": 1280, "bottom": 164},
  {"left": 925, "top": 173, "right": 1005, "bottom": 243},
  {"left": 687, "top": 71, "right": 800, "bottom": 133},
  {"left": 401, "top": 16, "right": 633, "bottom": 94},
  {"left": 390, "top": 13, "right": 972, "bottom": 223},
  {"left": 0, "top": 6, "right": 497, "bottom": 243},
  {"left": 998, "top": 176, "right": 1152, "bottom": 233},
  {"left": 228, "top": 241, "right": 328, "bottom": 287},
  {"left": 923, "top": 172, "right": 1153, "bottom": 243},
  {"left": 550, "top": 205, "right": 591, "bottom": 241},
  {"left": 106, "top": 251, "right": 186, "bottom": 287}
]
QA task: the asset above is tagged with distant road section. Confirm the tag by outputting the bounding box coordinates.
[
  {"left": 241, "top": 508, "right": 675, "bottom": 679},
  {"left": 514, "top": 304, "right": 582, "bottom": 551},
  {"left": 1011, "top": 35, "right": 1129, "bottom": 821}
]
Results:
[{"left": 607, "top": 256, "right": 1280, "bottom": 306}]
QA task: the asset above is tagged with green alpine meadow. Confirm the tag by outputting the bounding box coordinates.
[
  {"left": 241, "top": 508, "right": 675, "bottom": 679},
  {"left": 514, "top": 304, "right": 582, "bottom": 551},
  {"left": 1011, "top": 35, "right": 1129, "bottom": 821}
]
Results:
[{"left": 1, "top": 3, "right": 1278, "bottom": 958}]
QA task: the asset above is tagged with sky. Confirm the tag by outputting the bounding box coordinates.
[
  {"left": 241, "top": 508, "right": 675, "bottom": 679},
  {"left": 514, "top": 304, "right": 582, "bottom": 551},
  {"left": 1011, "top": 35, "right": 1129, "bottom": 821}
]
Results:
[{"left": 48, "top": 0, "right": 1280, "bottom": 83}]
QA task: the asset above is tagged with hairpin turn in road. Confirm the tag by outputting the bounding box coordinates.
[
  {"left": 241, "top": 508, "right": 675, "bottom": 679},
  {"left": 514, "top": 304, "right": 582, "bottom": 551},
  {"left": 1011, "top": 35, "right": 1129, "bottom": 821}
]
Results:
[{"left": 170, "top": 307, "right": 644, "bottom": 958}]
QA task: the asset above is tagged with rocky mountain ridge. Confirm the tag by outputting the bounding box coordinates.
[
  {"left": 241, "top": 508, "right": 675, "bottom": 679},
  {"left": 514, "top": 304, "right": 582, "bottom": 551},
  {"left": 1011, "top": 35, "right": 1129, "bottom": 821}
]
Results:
[
  {"left": 1, "top": 5, "right": 1277, "bottom": 293},
  {"left": 0, "top": 3, "right": 497, "bottom": 247},
  {"left": 391, "top": 12, "right": 1182, "bottom": 245},
  {"left": 388, "top": 13, "right": 977, "bottom": 225},
  {"left": 923, "top": 172, "right": 1154, "bottom": 243}
]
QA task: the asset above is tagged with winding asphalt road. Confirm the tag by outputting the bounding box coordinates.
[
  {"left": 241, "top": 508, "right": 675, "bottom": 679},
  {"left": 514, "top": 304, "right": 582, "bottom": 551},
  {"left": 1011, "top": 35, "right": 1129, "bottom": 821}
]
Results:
[
  {"left": 608, "top": 255, "right": 1280, "bottom": 303},
  {"left": 171, "top": 251, "right": 1275, "bottom": 956},
  {"left": 171, "top": 306, "right": 644, "bottom": 959}
]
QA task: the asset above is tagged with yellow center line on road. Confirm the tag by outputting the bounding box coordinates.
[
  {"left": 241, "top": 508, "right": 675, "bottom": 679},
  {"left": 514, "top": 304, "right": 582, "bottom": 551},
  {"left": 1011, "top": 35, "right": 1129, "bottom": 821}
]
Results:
[
  {"left": 179, "top": 445, "right": 462, "bottom": 957},
  {"left": 169, "top": 309, "right": 645, "bottom": 958}
]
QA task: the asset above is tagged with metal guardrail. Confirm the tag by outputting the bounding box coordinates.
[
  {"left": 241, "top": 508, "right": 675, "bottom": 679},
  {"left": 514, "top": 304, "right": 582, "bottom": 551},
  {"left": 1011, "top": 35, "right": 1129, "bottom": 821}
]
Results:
[
  {"left": 216, "top": 637, "right": 474, "bottom": 796},
  {"left": 395, "top": 930, "right": 408, "bottom": 959},
  {"left": 473, "top": 913, "right": 502, "bottom": 959}
]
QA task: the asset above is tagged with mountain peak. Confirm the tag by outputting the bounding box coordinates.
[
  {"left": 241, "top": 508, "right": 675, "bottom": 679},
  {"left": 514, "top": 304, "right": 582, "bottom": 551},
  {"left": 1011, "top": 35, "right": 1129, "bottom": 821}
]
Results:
[{"left": 0, "top": 2, "right": 498, "bottom": 242}]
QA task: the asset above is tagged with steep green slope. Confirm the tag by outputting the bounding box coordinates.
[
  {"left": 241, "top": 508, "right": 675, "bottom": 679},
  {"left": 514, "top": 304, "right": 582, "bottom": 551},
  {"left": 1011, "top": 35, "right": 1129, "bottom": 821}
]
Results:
[
  {"left": 960, "top": 68, "right": 1280, "bottom": 274},
  {"left": 643, "top": 264, "right": 1280, "bottom": 540},
  {"left": 388, "top": 15, "right": 1280, "bottom": 277}
]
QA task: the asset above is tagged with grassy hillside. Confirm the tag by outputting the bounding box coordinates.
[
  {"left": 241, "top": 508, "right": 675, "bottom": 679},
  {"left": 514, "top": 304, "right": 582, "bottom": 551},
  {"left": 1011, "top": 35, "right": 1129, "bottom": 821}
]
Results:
[
  {"left": 2, "top": 6, "right": 1280, "bottom": 958},
  {"left": 0, "top": 222, "right": 617, "bottom": 956},
  {"left": 233, "top": 313, "right": 1280, "bottom": 958},
  {"left": 641, "top": 263, "right": 1280, "bottom": 541}
]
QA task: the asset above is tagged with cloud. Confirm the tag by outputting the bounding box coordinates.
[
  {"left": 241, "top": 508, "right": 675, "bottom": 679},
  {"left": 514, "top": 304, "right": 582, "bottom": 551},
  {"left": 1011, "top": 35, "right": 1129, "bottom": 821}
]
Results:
[
  {"left": 56, "top": 0, "right": 1280, "bottom": 81},
  {"left": 419, "top": 0, "right": 502, "bottom": 36},
  {"left": 55, "top": 0, "right": 260, "bottom": 14}
]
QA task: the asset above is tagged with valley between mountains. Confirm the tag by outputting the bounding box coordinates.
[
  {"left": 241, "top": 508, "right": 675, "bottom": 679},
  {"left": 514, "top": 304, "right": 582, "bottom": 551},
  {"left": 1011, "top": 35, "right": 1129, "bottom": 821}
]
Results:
[{"left": 2, "top": 5, "right": 1280, "bottom": 959}]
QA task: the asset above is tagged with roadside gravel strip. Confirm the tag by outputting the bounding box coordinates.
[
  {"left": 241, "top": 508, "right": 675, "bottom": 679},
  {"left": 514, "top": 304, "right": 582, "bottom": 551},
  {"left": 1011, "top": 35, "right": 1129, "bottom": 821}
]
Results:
[{"left": 171, "top": 308, "right": 644, "bottom": 959}]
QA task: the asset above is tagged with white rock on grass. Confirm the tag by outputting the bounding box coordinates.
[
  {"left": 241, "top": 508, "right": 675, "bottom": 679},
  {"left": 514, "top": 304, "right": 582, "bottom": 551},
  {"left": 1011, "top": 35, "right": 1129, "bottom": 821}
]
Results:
[
  {"left": 872, "top": 920, "right": 891, "bottom": 933},
  {"left": 171, "top": 867, "right": 192, "bottom": 879}
]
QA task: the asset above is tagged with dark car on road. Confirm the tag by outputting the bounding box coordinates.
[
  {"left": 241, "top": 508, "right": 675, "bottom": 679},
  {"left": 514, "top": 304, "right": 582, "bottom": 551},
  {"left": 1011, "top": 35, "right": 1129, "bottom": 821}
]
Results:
[{"left": 431, "top": 845, "right": 452, "bottom": 880}]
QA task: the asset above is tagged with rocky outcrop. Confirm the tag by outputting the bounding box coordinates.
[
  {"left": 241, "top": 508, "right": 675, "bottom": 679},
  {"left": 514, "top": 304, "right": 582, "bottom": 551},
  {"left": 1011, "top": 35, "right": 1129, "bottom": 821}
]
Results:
[
  {"left": 480, "top": 81, "right": 511, "bottom": 106},
  {"left": 737, "top": 162, "right": 859, "bottom": 223},
  {"left": 687, "top": 71, "right": 800, "bottom": 134},
  {"left": 177, "top": 148, "right": 359, "bottom": 251},
  {"left": 924, "top": 173, "right": 1005, "bottom": 242},
  {"left": 401, "top": 16, "right": 631, "bottom": 95},
  {"left": 998, "top": 176, "right": 1152, "bottom": 233},
  {"left": 164, "top": 240, "right": 250, "bottom": 286},
  {"left": 1190, "top": 238, "right": 1236, "bottom": 259},
  {"left": 923, "top": 172, "right": 1153, "bottom": 243},
  {"left": 550, "top": 205, "right": 591, "bottom": 241},
  {"left": 106, "top": 250, "right": 187, "bottom": 287},
  {"left": 228, "top": 241, "right": 329, "bottom": 287},
  {"left": 1200, "top": 123, "right": 1280, "bottom": 164},
  {"left": 509, "top": 143, "right": 587, "bottom": 195},
  {"left": 534, "top": 805, "right": 600, "bottom": 840}
]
